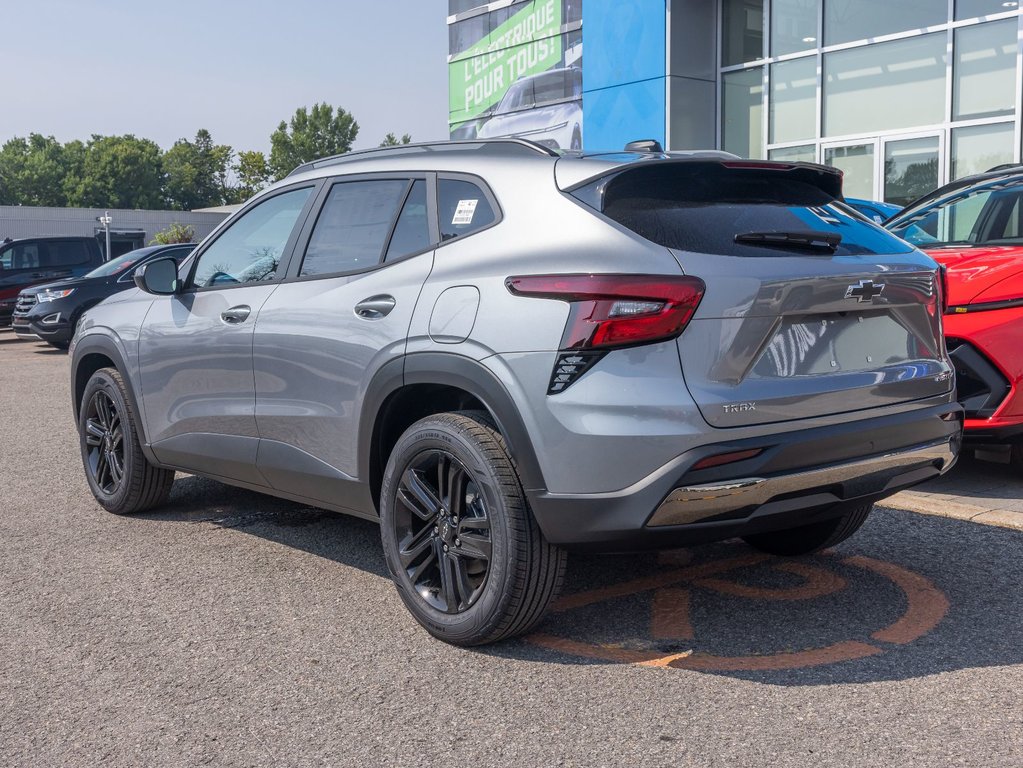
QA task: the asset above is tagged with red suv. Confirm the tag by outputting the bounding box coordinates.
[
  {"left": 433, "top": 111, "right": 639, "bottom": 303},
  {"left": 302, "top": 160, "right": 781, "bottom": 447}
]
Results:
[{"left": 887, "top": 167, "right": 1023, "bottom": 465}]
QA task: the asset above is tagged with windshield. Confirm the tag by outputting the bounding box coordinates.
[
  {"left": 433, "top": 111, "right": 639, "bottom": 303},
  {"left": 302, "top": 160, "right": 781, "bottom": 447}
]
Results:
[
  {"left": 887, "top": 177, "right": 1023, "bottom": 248},
  {"left": 84, "top": 251, "right": 147, "bottom": 278}
]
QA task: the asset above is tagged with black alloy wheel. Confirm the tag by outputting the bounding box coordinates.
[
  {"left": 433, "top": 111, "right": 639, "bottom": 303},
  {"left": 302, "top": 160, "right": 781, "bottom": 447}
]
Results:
[
  {"left": 84, "top": 390, "right": 125, "bottom": 495},
  {"left": 380, "top": 412, "right": 566, "bottom": 646},
  {"left": 394, "top": 450, "right": 492, "bottom": 613},
  {"left": 78, "top": 367, "right": 174, "bottom": 514}
]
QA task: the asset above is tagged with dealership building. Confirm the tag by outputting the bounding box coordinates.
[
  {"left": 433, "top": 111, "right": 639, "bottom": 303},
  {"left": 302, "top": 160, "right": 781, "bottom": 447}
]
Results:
[{"left": 448, "top": 0, "right": 1023, "bottom": 205}]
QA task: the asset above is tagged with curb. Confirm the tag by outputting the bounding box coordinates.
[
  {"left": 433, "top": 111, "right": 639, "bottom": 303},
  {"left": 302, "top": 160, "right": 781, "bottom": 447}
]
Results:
[{"left": 885, "top": 491, "right": 1023, "bottom": 532}]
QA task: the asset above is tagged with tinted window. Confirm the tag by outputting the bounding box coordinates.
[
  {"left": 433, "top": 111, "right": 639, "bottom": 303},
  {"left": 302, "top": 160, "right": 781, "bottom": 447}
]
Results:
[
  {"left": 1, "top": 242, "right": 42, "bottom": 269},
  {"left": 385, "top": 180, "right": 431, "bottom": 261},
  {"left": 438, "top": 179, "right": 496, "bottom": 241},
  {"left": 301, "top": 180, "right": 408, "bottom": 276},
  {"left": 46, "top": 240, "right": 90, "bottom": 267},
  {"left": 888, "top": 179, "right": 1023, "bottom": 247},
  {"left": 594, "top": 165, "right": 913, "bottom": 257},
  {"left": 192, "top": 187, "right": 311, "bottom": 288}
]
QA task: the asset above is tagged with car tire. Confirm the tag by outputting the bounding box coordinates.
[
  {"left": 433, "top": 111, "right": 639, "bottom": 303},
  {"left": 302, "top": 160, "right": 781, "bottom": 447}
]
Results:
[
  {"left": 79, "top": 367, "right": 174, "bottom": 515},
  {"left": 380, "top": 411, "right": 566, "bottom": 646},
  {"left": 49, "top": 340, "right": 70, "bottom": 351},
  {"left": 741, "top": 503, "right": 873, "bottom": 556}
]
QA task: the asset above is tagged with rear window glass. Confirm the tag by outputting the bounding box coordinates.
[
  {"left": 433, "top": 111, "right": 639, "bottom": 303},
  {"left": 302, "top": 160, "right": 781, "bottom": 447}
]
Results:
[{"left": 589, "top": 165, "right": 913, "bottom": 257}]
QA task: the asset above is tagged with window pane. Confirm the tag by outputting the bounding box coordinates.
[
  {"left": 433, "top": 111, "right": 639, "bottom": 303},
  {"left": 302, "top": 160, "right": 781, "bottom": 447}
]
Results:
[
  {"left": 770, "top": 57, "right": 817, "bottom": 144},
  {"left": 824, "top": 0, "right": 947, "bottom": 46},
  {"left": 772, "top": 0, "right": 820, "bottom": 56},
  {"left": 193, "top": 187, "right": 311, "bottom": 288},
  {"left": 956, "top": 0, "right": 1018, "bottom": 19},
  {"left": 438, "top": 180, "right": 496, "bottom": 241},
  {"left": 825, "top": 143, "right": 875, "bottom": 199},
  {"left": 722, "top": 0, "right": 763, "bottom": 66},
  {"left": 385, "top": 180, "right": 431, "bottom": 261},
  {"left": 954, "top": 20, "right": 1017, "bottom": 120},
  {"left": 888, "top": 181, "right": 1023, "bottom": 246},
  {"left": 824, "top": 34, "right": 946, "bottom": 137},
  {"left": 47, "top": 241, "right": 90, "bottom": 267},
  {"left": 301, "top": 180, "right": 408, "bottom": 276},
  {"left": 952, "top": 122, "right": 1015, "bottom": 179},
  {"left": 769, "top": 144, "right": 816, "bottom": 162},
  {"left": 884, "top": 136, "right": 939, "bottom": 207},
  {"left": 722, "top": 67, "right": 763, "bottom": 158}
]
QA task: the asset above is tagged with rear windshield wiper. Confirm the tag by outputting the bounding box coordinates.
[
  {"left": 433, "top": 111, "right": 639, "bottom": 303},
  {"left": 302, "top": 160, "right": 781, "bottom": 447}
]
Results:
[{"left": 734, "top": 230, "right": 842, "bottom": 252}]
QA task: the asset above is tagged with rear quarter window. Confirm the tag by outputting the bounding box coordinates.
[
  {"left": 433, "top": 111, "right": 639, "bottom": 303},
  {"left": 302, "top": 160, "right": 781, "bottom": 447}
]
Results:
[
  {"left": 438, "top": 179, "right": 497, "bottom": 242},
  {"left": 588, "top": 165, "right": 913, "bottom": 257}
]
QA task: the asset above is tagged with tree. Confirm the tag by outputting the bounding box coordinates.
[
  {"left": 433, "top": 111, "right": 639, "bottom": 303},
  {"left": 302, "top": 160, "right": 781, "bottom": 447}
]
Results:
[
  {"left": 269, "top": 103, "right": 359, "bottom": 180},
  {"left": 163, "top": 129, "right": 233, "bottom": 210},
  {"left": 232, "top": 150, "right": 272, "bottom": 201},
  {"left": 379, "top": 132, "right": 412, "bottom": 147},
  {"left": 66, "top": 134, "right": 164, "bottom": 209},
  {"left": 0, "top": 134, "right": 81, "bottom": 207},
  {"left": 150, "top": 222, "right": 195, "bottom": 245}
]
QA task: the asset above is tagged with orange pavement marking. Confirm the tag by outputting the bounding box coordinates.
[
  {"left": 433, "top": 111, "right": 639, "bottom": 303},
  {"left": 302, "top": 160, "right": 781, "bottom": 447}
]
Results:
[
  {"left": 695, "top": 561, "right": 846, "bottom": 601},
  {"left": 844, "top": 555, "right": 950, "bottom": 645},
  {"left": 551, "top": 553, "right": 771, "bottom": 613},
  {"left": 651, "top": 587, "right": 694, "bottom": 640},
  {"left": 527, "top": 552, "right": 951, "bottom": 672},
  {"left": 670, "top": 640, "right": 883, "bottom": 672}
]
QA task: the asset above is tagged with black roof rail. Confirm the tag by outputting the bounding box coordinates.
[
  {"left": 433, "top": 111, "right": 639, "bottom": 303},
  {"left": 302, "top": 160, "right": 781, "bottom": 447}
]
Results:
[{"left": 287, "top": 138, "right": 559, "bottom": 177}]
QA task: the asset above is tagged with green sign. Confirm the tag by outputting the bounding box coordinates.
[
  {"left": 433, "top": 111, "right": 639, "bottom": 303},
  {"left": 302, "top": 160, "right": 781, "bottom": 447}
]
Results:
[{"left": 449, "top": 0, "right": 564, "bottom": 126}]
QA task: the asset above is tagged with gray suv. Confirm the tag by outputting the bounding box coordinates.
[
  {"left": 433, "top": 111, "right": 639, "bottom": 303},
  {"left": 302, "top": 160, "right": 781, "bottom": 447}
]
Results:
[{"left": 70, "top": 140, "right": 962, "bottom": 645}]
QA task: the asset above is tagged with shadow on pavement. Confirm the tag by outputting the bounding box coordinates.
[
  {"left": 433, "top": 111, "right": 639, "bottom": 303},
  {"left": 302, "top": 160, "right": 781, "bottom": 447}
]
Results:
[{"left": 143, "top": 475, "right": 1023, "bottom": 686}]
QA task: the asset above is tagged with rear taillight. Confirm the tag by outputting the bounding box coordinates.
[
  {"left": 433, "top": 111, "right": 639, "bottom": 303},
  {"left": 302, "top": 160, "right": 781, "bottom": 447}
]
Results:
[{"left": 506, "top": 274, "right": 706, "bottom": 393}]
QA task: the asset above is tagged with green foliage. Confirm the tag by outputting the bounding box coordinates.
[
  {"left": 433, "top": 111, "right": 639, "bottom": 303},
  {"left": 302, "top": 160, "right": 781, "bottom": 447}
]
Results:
[
  {"left": 379, "top": 133, "right": 413, "bottom": 147},
  {"left": 66, "top": 134, "right": 165, "bottom": 209},
  {"left": 163, "top": 129, "right": 234, "bottom": 210},
  {"left": 0, "top": 134, "right": 83, "bottom": 206},
  {"left": 149, "top": 222, "right": 196, "bottom": 245},
  {"left": 232, "top": 150, "right": 272, "bottom": 202},
  {"left": 269, "top": 103, "right": 359, "bottom": 180}
]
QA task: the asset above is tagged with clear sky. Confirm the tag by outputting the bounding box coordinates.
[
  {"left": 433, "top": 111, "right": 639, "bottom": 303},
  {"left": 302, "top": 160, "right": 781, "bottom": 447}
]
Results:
[{"left": 3, "top": 0, "right": 449, "bottom": 154}]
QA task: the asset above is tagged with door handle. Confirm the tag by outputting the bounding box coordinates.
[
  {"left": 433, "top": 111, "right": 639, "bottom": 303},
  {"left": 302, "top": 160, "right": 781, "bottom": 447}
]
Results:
[
  {"left": 221, "top": 305, "right": 251, "bottom": 324},
  {"left": 354, "top": 294, "right": 396, "bottom": 319}
]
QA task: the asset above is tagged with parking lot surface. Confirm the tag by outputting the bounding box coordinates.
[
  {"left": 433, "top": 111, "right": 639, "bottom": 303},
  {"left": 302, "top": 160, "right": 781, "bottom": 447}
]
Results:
[{"left": 2, "top": 330, "right": 1021, "bottom": 767}]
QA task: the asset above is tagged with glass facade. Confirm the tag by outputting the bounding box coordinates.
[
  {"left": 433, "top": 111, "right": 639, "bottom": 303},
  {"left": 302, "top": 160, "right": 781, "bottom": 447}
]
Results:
[{"left": 719, "top": 2, "right": 1023, "bottom": 204}]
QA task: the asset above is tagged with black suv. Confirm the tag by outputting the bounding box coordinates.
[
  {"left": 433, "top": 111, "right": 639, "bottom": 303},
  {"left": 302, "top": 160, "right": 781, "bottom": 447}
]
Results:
[
  {"left": 14, "top": 244, "right": 195, "bottom": 349},
  {"left": 0, "top": 237, "right": 105, "bottom": 326}
]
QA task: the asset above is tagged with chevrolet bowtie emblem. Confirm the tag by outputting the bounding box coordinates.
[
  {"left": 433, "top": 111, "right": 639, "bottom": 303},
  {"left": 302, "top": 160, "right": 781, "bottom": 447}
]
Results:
[{"left": 845, "top": 279, "right": 885, "bottom": 303}]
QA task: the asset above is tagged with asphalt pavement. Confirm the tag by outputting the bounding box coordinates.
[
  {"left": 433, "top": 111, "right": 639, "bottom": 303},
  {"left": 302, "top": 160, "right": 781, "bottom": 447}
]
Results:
[{"left": 1, "top": 329, "right": 1021, "bottom": 767}]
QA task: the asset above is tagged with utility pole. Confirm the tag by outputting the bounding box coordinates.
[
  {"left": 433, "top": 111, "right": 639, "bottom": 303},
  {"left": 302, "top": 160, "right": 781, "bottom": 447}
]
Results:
[{"left": 97, "top": 212, "right": 112, "bottom": 261}]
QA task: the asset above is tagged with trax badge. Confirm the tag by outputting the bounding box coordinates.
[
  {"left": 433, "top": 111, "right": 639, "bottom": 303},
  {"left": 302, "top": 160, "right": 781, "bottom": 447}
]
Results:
[
  {"left": 723, "top": 402, "right": 757, "bottom": 414},
  {"left": 845, "top": 279, "right": 885, "bottom": 303}
]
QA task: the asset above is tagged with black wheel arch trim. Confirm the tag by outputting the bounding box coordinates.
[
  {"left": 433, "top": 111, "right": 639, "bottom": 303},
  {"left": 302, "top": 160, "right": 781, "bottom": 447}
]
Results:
[
  {"left": 358, "top": 352, "right": 547, "bottom": 497},
  {"left": 71, "top": 333, "right": 158, "bottom": 465}
]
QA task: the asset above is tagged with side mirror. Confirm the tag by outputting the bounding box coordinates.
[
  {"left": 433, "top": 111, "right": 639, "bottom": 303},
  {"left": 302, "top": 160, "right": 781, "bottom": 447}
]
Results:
[{"left": 134, "top": 257, "right": 180, "bottom": 295}]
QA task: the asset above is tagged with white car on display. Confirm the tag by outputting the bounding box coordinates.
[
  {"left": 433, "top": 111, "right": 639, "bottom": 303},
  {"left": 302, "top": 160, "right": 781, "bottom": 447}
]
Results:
[{"left": 476, "top": 67, "right": 583, "bottom": 150}]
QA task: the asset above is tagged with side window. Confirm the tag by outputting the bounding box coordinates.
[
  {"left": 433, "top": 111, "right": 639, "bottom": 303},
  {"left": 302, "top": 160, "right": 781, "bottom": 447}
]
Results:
[
  {"left": 47, "top": 240, "right": 89, "bottom": 267},
  {"left": 438, "top": 179, "right": 496, "bottom": 241},
  {"left": 385, "top": 180, "right": 431, "bottom": 261},
  {"left": 300, "top": 180, "right": 408, "bottom": 276},
  {"left": 11, "top": 243, "right": 42, "bottom": 269},
  {"left": 192, "top": 187, "right": 312, "bottom": 289},
  {"left": 0, "top": 245, "right": 13, "bottom": 270}
]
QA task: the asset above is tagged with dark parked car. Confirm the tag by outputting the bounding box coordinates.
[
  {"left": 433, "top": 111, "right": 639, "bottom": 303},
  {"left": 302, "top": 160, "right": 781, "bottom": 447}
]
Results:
[
  {"left": 0, "top": 236, "right": 105, "bottom": 326},
  {"left": 13, "top": 244, "right": 195, "bottom": 349}
]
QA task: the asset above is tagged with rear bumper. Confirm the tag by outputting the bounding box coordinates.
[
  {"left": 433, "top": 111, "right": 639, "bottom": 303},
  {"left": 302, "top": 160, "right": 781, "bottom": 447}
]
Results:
[{"left": 528, "top": 402, "right": 962, "bottom": 549}]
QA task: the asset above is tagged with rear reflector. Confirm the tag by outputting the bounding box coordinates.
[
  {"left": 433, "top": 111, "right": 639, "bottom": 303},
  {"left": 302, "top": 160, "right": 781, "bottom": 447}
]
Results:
[
  {"left": 506, "top": 274, "right": 706, "bottom": 351},
  {"left": 691, "top": 448, "right": 764, "bottom": 471}
]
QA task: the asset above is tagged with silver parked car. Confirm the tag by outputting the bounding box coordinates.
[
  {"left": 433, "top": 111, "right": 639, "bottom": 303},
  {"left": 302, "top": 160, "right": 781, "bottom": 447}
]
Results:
[{"left": 70, "top": 140, "right": 962, "bottom": 645}]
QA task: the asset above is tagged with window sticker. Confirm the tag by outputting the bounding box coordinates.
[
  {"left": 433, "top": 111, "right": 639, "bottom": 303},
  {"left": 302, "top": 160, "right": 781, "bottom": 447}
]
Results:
[{"left": 452, "top": 199, "right": 478, "bottom": 225}]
